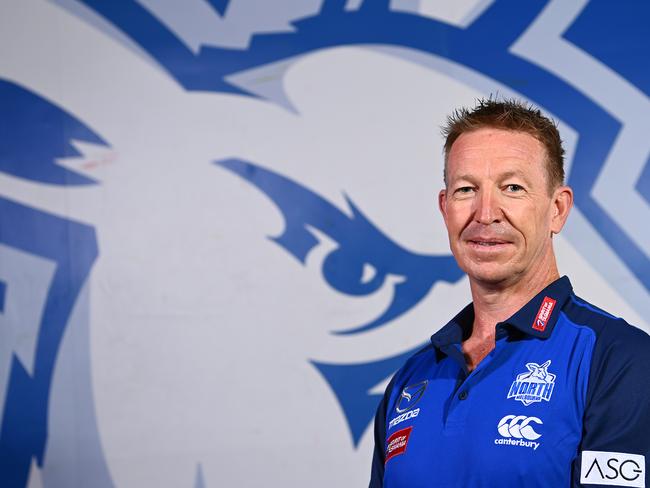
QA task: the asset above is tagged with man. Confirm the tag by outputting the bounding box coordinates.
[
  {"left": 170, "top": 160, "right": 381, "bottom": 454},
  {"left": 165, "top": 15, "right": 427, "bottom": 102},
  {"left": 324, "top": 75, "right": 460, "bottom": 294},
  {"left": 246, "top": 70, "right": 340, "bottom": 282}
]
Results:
[{"left": 369, "top": 99, "right": 650, "bottom": 487}]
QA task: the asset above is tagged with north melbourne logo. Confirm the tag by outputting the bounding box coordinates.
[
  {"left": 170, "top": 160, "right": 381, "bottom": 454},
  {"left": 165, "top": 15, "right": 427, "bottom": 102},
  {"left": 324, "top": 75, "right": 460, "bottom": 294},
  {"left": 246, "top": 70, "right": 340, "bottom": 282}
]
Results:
[
  {"left": 507, "top": 360, "right": 556, "bottom": 406},
  {"left": 495, "top": 415, "right": 542, "bottom": 451}
]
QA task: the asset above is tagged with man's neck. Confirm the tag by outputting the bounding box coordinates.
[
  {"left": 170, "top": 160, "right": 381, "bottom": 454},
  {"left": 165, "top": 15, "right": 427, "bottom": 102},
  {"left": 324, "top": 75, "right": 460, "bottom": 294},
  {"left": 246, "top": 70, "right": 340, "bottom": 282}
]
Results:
[
  {"left": 469, "top": 262, "right": 560, "bottom": 340},
  {"left": 461, "top": 254, "right": 561, "bottom": 372}
]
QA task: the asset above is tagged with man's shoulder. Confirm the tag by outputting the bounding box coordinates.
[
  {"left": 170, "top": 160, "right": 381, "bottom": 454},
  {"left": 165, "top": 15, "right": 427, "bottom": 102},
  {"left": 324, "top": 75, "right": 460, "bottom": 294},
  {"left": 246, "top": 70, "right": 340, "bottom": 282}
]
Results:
[
  {"left": 385, "top": 343, "right": 436, "bottom": 394},
  {"left": 397, "top": 343, "right": 437, "bottom": 375},
  {"left": 561, "top": 293, "right": 650, "bottom": 360}
]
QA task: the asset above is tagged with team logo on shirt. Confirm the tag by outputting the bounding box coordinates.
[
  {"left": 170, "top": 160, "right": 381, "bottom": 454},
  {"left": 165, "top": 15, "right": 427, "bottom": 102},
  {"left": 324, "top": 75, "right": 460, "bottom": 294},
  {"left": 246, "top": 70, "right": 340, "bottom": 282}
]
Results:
[
  {"left": 507, "top": 360, "right": 556, "bottom": 406},
  {"left": 396, "top": 380, "right": 428, "bottom": 413}
]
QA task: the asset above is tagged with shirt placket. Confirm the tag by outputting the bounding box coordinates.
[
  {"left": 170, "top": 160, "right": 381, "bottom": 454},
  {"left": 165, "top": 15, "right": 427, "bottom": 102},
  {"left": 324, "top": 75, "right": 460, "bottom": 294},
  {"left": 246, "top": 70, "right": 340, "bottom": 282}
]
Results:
[{"left": 440, "top": 334, "right": 508, "bottom": 435}]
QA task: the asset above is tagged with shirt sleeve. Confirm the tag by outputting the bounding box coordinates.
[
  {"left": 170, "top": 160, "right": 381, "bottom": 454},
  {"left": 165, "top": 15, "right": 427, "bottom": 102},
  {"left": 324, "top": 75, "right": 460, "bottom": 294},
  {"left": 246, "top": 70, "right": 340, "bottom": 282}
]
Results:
[
  {"left": 571, "top": 321, "right": 650, "bottom": 487},
  {"left": 369, "top": 376, "right": 396, "bottom": 488}
]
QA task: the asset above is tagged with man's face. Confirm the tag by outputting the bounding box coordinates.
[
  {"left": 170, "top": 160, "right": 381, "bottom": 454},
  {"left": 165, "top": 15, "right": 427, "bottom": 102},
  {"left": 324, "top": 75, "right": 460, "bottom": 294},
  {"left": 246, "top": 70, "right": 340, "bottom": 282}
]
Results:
[{"left": 439, "top": 128, "right": 569, "bottom": 287}]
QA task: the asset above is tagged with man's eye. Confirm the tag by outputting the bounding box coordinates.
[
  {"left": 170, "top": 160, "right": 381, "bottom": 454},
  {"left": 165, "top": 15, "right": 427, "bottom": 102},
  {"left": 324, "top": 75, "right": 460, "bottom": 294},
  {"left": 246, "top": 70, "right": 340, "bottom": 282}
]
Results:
[
  {"left": 455, "top": 186, "right": 474, "bottom": 194},
  {"left": 505, "top": 184, "right": 524, "bottom": 192}
]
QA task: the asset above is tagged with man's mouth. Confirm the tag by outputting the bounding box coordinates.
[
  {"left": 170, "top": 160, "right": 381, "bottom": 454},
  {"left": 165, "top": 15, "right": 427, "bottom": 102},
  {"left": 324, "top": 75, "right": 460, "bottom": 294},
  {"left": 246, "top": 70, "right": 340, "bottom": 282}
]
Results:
[
  {"left": 471, "top": 240, "right": 507, "bottom": 246},
  {"left": 466, "top": 239, "right": 512, "bottom": 250}
]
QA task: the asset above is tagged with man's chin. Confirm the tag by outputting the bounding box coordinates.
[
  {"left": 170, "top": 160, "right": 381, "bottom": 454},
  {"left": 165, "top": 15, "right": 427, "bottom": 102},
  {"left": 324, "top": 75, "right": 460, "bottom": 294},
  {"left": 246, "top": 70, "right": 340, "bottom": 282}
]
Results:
[{"left": 463, "top": 263, "right": 517, "bottom": 287}]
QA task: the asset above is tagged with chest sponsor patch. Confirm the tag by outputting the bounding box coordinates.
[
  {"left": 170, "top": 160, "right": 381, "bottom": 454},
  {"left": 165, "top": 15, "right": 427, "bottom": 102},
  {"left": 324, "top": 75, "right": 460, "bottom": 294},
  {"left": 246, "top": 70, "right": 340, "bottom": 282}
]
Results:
[
  {"left": 385, "top": 427, "right": 412, "bottom": 464},
  {"left": 507, "top": 360, "right": 556, "bottom": 406},
  {"left": 388, "top": 407, "right": 419, "bottom": 430},
  {"left": 580, "top": 451, "right": 645, "bottom": 487},
  {"left": 396, "top": 380, "right": 428, "bottom": 413}
]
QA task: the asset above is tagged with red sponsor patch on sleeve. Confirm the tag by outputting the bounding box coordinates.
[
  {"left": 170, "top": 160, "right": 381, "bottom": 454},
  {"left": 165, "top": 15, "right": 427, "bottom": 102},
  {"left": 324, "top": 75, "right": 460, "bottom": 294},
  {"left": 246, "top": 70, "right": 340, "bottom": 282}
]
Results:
[
  {"left": 385, "top": 426, "right": 412, "bottom": 464},
  {"left": 532, "top": 296, "right": 556, "bottom": 332}
]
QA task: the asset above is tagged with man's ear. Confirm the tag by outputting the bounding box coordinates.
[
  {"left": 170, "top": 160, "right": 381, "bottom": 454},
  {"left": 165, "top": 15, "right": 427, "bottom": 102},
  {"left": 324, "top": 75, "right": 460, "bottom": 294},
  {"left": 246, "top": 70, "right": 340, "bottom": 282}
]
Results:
[
  {"left": 439, "top": 189, "right": 448, "bottom": 224},
  {"left": 550, "top": 185, "right": 573, "bottom": 234}
]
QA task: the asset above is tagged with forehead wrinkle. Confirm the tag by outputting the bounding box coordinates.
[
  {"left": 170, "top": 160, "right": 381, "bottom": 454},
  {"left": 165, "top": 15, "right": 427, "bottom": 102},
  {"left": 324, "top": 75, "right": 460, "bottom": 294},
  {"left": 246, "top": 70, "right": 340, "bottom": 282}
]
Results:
[
  {"left": 448, "top": 153, "right": 544, "bottom": 180},
  {"left": 446, "top": 128, "right": 549, "bottom": 189},
  {"left": 450, "top": 167, "right": 537, "bottom": 189}
]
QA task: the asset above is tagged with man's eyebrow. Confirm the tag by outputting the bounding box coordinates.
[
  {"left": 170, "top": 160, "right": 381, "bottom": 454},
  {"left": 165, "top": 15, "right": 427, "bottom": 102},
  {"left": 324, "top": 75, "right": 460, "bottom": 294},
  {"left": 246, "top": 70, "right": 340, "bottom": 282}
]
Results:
[
  {"left": 449, "top": 173, "right": 478, "bottom": 184},
  {"left": 498, "top": 170, "right": 534, "bottom": 186},
  {"left": 448, "top": 170, "right": 536, "bottom": 186}
]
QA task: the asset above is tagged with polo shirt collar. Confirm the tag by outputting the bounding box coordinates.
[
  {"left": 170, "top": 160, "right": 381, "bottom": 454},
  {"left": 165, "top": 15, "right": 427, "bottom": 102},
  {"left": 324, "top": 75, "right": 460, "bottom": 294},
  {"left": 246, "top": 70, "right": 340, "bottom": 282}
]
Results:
[
  {"left": 430, "top": 276, "right": 573, "bottom": 348},
  {"left": 504, "top": 275, "right": 572, "bottom": 338}
]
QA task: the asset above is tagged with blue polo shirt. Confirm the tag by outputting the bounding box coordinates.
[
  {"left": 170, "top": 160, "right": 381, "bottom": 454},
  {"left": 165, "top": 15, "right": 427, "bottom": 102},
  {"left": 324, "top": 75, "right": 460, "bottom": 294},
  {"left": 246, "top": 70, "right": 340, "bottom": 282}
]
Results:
[{"left": 369, "top": 276, "right": 650, "bottom": 487}]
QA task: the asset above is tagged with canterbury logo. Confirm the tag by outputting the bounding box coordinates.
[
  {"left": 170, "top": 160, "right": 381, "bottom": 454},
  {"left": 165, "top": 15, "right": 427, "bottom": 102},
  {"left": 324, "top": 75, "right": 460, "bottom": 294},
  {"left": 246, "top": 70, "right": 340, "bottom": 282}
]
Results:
[{"left": 497, "top": 415, "right": 542, "bottom": 440}]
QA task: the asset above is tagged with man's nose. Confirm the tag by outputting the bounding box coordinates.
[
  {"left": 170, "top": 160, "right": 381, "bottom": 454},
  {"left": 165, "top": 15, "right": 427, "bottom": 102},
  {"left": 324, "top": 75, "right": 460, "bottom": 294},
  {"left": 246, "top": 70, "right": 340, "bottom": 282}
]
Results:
[{"left": 474, "top": 188, "right": 501, "bottom": 224}]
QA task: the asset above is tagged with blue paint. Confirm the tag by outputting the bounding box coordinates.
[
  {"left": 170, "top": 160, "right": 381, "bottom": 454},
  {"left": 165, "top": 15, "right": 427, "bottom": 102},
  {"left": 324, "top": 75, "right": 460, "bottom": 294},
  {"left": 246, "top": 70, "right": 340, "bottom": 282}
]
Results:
[
  {"left": 0, "top": 280, "right": 5, "bottom": 313},
  {"left": 564, "top": 0, "right": 650, "bottom": 98},
  {"left": 0, "top": 80, "right": 107, "bottom": 186},
  {"left": 0, "top": 198, "right": 98, "bottom": 487},
  {"left": 207, "top": 0, "right": 230, "bottom": 17},
  {"left": 637, "top": 155, "right": 650, "bottom": 207}
]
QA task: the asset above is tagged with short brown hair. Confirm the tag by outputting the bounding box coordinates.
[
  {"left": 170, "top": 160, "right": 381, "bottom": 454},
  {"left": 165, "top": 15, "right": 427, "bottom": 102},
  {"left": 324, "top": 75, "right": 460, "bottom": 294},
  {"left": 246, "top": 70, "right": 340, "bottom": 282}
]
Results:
[{"left": 442, "top": 98, "right": 565, "bottom": 192}]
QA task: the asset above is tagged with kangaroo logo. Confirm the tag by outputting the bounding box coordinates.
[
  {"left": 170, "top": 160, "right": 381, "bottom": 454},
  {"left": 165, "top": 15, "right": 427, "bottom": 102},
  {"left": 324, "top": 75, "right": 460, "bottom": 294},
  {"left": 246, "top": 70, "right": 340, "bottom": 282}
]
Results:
[{"left": 507, "top": 360, "right": 556, "bottom": 406}]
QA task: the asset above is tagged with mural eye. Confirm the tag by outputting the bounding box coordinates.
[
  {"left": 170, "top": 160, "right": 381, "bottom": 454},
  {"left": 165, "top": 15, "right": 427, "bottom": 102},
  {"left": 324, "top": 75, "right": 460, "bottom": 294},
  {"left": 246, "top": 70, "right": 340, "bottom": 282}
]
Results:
[
  {"left": 305, "top": 227, "right": 405, "bottom": 299},
  {"left": 322, "top": 248, "right": 386, "bottom": 296},
  {"left": 216, "top": 158, "right": 463, "bottom": 336}
]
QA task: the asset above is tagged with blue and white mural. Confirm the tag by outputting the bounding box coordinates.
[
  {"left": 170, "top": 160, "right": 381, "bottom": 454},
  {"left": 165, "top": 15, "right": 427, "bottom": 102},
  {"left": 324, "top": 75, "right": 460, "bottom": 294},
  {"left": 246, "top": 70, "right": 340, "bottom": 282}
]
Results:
[{"left": 1, "top": 1, "right": 649, "bottom": 486}]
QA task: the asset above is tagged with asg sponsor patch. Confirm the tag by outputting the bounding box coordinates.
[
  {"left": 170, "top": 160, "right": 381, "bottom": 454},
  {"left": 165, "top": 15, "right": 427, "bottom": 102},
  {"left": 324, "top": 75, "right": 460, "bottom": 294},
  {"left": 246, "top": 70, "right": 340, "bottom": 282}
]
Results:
[
  {"left": 532, "top": 296, "right": 556, "bottom": 331},
  {"left": 385, "top": 427, "right": 412, "bottom": 464},
  {"left": 581, "top": 451, "right": 645, "bottom": 487}
]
